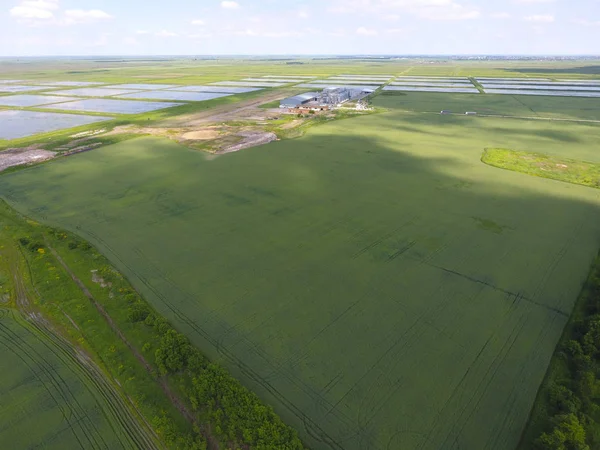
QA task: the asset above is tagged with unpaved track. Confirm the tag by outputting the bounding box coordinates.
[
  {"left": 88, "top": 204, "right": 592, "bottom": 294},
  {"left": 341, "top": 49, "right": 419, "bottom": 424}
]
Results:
[
  {"left": 0, "top": 147, "right": 55, "bottom": 172},
  {"left": 6, "top": 247, "right": 161, "bottom": 450},
  {"left": 167, "top": 89, "right": 292, "bottom": 127},
  {"left": 45, "top": 244, "right": 217, "bottom": 449}
]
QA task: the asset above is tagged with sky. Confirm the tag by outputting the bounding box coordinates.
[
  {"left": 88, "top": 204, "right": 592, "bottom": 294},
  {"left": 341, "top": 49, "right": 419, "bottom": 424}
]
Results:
[{"left": 0, "top": 0, "right": 599, "bottom": 56}]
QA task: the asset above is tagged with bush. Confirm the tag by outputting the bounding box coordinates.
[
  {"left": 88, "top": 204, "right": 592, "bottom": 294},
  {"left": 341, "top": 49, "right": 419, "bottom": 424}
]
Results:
[{"left": 127, "top": 302, "right": 150, "bottom": 323}]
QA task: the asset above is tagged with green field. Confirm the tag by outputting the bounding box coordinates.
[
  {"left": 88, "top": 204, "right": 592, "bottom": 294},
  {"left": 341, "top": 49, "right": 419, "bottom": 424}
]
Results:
[
  {"left": 2, "top": 91, "right": 600, "bottom": 449},
  {"left": 0, "top": 309, "right": 156, "bottom": 449}
]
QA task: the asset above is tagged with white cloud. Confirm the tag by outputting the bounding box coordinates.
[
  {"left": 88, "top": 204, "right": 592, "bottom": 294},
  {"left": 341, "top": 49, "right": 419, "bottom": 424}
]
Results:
[
  {"left": 10, "top": 0, "right": 58, "bottom": 20},
  {"left": 229, "top": 28, "right": 303, "bottom": 38},
  {"left": 21, "top": 0, "right": 58, "bottom": 10},
  {"left": 10, "top": 5, "right": 54, "bottom": 18},
  {"left": 356, "top": 26, "right": 377, "bottom": 36},
  {"left": 64, "top": 9, "right": 112, "bottom": 23},
  {"left": 221, "top": 1, "right": 239, "bottom": 9},
  {"left": 385, "top": 28, "right": 407, "bottom": 34},
  {"left": 383, "top": 14, "right": 401, "bottom": 21},
  {"left": 524, "top": 14, "right": 555, "bottom": 22},
  {"left": 123, "top": 37, "right": 138, "bottom": 45},
  {"left": 188, "top": 32, "right": 213, "bottom": 39},
  {"left": 330, "top": 0, "right": 479, "bottom": 21},
  {"left": 136, "top": 30, "right": 150, "bottom": 34},
  {"left": 191, "top": 19, "right": 205, "bottom": 25},
  {"left": 298, "top": 11, "right": 309, "bottom": 19},
  {"left": 491, "top": 12, "right": 511, "bottom": 19},
  {"left": 514, "top": 0, "right": 555, "bottom": 3},
  {"left": 572, "top": 19, "right": 600, "bottom": 26},
  {"left": 155, "top": 30, "right": 178, "bottom": 37},
  {"left": 328, "top": 28, "right": 347, "bottom": 37}
]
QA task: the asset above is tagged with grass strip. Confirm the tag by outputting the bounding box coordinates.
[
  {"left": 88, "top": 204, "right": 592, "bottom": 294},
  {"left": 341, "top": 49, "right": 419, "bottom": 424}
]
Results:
[{"left": 482, "top": 148, "right": 600, "bottom": 189}]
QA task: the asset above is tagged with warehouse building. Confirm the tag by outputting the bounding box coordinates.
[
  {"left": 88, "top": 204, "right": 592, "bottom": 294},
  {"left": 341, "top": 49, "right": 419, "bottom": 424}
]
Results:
[
  {"left": 280, "top": 92, "right": 319, "bottom": 108},
  {"left": 280, "top": 87, "right": 373, "bottom": 110}
]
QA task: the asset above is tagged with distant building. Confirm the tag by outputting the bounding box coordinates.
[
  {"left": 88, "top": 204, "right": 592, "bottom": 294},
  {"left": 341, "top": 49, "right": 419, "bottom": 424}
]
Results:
[
  {"left": 281, "top": 87, "right": 374, "bottom": 111},
  {"left": 440, "top": 110, "right": 451, "bottom": 114},
  {"left": 280, "top": 92, "right": 320, "bottom": 108},
  {"left": 465, "top": 111, "right": 477, "bottom": 115}
]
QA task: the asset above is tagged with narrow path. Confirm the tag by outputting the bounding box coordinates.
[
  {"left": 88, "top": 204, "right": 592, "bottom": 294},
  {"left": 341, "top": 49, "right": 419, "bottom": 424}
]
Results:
[
  {"left": 45, "top": 243, "right": 215, "bottom": 447},
  {"left": 5, "top": 245, "right": 161, "bottom": 450}
]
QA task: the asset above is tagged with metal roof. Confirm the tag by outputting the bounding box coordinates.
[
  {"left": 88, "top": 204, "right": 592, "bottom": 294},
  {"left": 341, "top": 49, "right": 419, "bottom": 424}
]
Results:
[{"left": 280, "top": 92, "right": 319, "bottom": 106}]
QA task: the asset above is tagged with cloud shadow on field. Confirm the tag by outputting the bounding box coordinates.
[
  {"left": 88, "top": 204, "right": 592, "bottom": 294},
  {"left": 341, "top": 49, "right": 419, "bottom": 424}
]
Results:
[{"left": 1, "top": 129, "right": 600, "bottom": 450}]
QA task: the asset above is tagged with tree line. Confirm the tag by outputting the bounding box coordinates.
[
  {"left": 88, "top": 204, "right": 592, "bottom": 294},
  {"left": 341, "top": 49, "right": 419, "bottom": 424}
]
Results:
[{"left": 533, "top": 253, "right": 600, "bottom": 450}]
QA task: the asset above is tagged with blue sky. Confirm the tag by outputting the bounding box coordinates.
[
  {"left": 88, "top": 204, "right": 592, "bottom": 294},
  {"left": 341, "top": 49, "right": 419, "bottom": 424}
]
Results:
[{"left": 0, "top": 0, "right": 599, "bottom": 56}]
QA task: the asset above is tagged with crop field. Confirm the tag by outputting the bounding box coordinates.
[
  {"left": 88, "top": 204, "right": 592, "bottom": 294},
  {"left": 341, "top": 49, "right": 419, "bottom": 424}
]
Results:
[
  {"left": 377, "top": 90, "right": 600, "bottom": 121},
  {"left": 383, "top": 86, "right": 480, "bottom": 93},
  {"left": 2, "top": 90, "right": 600, "bottom": 449},
  {"left": 0, "top": 309, "right": 154, "bottom": 449}
]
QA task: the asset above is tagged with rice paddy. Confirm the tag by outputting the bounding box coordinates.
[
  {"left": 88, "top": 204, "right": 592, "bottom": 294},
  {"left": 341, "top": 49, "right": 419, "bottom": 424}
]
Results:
[
  {"left": 39, "top": 98, "right": 184, "bottom": 114},
  {"left": 480, "top": 84, "right": 600, "bottom": 92},
  {"left": 390, "top": 82, "right": 476, "bottom": 88},
  {"left": 32, "top": 81, "right": 106, "bottom": 87},
  {"left": 117, "top": 90, "right": 232, "bottom": 102},
  {"left": 105, "top": 84, "right": 178, "bottom": 90},
  {"left": 0, "top": 110, "right": 110, "bottom": 140},
  {"left": 483, "top": 89, "right": 600, "bottom": 98},
  {"left": 50, "top": 88, "right": 144, "bottom": 97},
  {"left": 3, "top": 92, "right": 600, "bottom": 449},
  {"left": 0, "top": 94, "right": 78, "bottom": 107},
  {"left": 167, "top": 85, "right": 262, "bottom": 94},
  {"left": 211, "top": 81, "right": 287, "bottom": 87},
  {"left": 0, "top": 85, "right": 46, "bottom": 93},
  {"left": 383, "top": 86, "right": 480, "bottom": 93},
  {"left": 296, "top": 83, "right": 380, "bottom": 90}
]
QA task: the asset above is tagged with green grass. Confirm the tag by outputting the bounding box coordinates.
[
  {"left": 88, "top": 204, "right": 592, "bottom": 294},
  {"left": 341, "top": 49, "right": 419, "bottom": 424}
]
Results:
[
  {"left": 375, "top": 91, "right": 600, "bottom": 121},
  {"left": 258, "top": 99, "right": 282, "bottom": 109},
  {"left": 2, "top": 92, "right": 600, "bottom": 449},
  {"left": 482, "top": 148, "right": 600, "bottom": 189}
]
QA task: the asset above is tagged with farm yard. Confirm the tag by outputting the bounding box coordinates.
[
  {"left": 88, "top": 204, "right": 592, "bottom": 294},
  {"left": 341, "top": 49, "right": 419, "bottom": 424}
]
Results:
[{"left": 2, "top": 79, "right": 600, "bottom": 450}]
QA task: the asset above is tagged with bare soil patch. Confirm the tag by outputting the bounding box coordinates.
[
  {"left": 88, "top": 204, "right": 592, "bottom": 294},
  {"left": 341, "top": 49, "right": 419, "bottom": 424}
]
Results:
[
  {"left": 218, "top": 131, "right": 277, "bottom": 154},
  {"left": 182, "top": 129, "right": 220, "bottom": 140},
  {"left": 0, "top": 147, "right": 55, "bottom": 172}
]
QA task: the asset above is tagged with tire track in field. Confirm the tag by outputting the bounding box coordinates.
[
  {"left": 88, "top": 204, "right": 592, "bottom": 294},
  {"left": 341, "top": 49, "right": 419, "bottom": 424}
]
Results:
[
  {"left": 25, "top": 314, "right": 159, "bottom": 450},
  {"left": 416, "top": 287, "right": 520, "bottom": 450},
  {"left": 0, "top": 317, "right": 96, "bottom": 449},
  {"left": 1, "top": 303, "right": 105, "bottom": 450},
  {"left": 79, "top": 230, "right": 347, "bottom": 449},
  {"left": 442, "top": 311, "right": 529, "bottom": 449},
  {"left": 421, "top": 261, "right": 568, "bottom": 317},
  {"left": 129, "top": 236, "right": 358, "bottom": 443},
  {"left": 10, "top": 250, "right": 160, "bottom": 450},
  {"left": 527, "top": 217, "right": 586, "bottom": 313}
]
